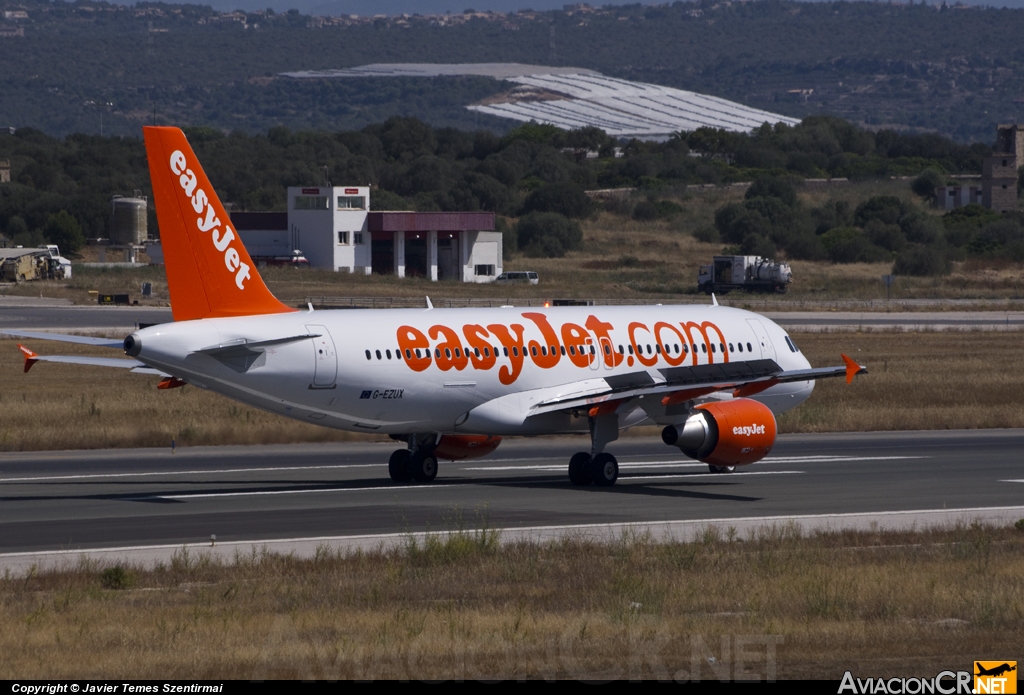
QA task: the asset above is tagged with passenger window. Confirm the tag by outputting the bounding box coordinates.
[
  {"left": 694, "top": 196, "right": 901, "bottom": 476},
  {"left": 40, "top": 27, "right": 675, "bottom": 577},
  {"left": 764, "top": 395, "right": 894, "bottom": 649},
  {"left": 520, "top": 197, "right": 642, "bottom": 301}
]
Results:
[
  {"left": 569, "top": 345, "right": 576, "bottom": 355},
  {"left": 386, "top": 350, "right": 391, "bottom": 359},
  {"left": 710, "top": 344, "right": 716, "bottom": 354},
  {"left": 701, "top": 344, "right": 707, "bottom": 354},
  {"left": 445, "top": 348, "right": 452, "bottom": 358},
  {"left": 628, "top": 345, "right": 634, "bottom": 355},
  {"left": 618, "top": 345, "right": 624, "bottom": 354},
  {"left": 365, "top": 350, "right": 371, "bottom": 360},
  {"left": 560, "top": 346, "right": 566, "bottom": 356},
  {"left": 513, "top": 347, "right": 519, "bottom": 357},
  {"left": 729, "top": 343, "right": 734, "bottom": 352},
  {"left": 540, "top": 346, "right": 547, "bottom": 356},
  {"left": 415, "top": 348, "right": 421, "bottom": 358},
  {"left": 435, "top": 348, "right": 442, "bottom": 358},
  {"left": 747, "top": 342, "right": 753, "bottom": 352},
  {"left": 590, "top": 345, "right": 595, "bottom": 354},
  {"left": 375, "top": 350, "right": 382, "bottom": 360},
  {"left": 531, "top": 346, "right": 538, "bottom": 356},
  {"left": 604, "top": 344, "right": 611, "bottom": 355}
]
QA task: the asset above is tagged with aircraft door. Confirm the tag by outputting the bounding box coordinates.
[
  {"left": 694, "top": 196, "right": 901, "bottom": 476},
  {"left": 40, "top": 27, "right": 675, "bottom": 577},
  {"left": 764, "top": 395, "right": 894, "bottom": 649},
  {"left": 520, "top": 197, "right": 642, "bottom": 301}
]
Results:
[
  {"left": 586, "top": 338, "right": 600, "bottom": 370},
  {"left": 598, "top": 337, "right": 613, "bottom": 370},
  {"left": 307, "top": 324, "right": 338, "bottom": 388},
  {"left": 745, "top": 319, "right": 777, "bottom": 362}
]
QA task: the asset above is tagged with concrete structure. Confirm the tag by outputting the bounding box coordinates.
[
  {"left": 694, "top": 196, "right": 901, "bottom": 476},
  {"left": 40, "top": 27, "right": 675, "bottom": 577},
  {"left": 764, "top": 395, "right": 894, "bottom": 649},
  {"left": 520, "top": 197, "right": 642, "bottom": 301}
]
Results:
[
  {"left": 110, "top": 195, "right": 148, "bottom": 244},
  {"left": 228, "top": 186, "right": 500, "bottom": 282},
  {"left": 0, "top": 159, "right": 9, "bottom": 184},
  {"left": 981, "top": 124, "right": 1021, "bottom": 213},
  {"left": 935, "top": 185, "right": 984, "bottom": 211}
]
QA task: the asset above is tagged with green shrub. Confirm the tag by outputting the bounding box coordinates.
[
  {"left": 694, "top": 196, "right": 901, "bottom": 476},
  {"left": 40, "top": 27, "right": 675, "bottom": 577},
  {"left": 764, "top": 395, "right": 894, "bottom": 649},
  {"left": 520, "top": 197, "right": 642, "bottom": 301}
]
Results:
[
  {"left": 632, "top": 201, "right": 659, "bottom": 221},
  {"left": 515, "top": 212, "right": 583, "bottom": 258},
  {"left": 893, "top": 245, "right": 950, "bottom": 276},
  {"left": 521, "top": 182, "right": 594, "bottom": 219},
  {"left": 100, "top": 565, "right": 136, "bottom": 590}
]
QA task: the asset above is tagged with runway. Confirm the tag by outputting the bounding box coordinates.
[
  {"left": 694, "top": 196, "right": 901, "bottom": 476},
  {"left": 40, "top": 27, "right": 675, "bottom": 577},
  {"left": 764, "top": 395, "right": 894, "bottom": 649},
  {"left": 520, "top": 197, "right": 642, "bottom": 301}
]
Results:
[
  {"left": 1, "top": 430, "right": 1022, "bottom": 571},
  {"left": 3, "top": 299, "right": 1024, "bottom": 332}
]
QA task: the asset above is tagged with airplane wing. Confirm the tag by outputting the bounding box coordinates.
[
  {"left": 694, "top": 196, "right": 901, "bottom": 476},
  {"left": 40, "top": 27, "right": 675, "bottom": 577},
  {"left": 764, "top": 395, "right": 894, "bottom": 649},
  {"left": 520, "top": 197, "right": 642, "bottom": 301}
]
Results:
[{"left": 529, "top": 355, "right": 865, "bottom": 416}]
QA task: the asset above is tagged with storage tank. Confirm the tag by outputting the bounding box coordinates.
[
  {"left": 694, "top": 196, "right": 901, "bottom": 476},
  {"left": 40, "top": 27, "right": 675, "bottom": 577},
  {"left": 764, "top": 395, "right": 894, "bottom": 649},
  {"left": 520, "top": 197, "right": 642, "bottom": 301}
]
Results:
[{"left": 110, "top": 195, "right": 148, "bottom": 244}]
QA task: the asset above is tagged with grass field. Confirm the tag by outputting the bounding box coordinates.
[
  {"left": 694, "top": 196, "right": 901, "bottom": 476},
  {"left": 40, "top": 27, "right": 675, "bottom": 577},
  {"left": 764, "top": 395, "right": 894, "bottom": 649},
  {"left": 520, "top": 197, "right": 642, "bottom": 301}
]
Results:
[
  {"left": 2, "top": 523, "right": 1021, "bottom": 679},
  {"left": 1, "top": 329, "right": 1023, "bottom": 451}
]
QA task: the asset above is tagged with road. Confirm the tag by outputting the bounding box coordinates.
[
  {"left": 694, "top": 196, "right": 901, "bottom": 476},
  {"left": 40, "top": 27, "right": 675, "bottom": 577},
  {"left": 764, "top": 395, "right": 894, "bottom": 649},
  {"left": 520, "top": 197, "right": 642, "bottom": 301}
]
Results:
[{"left": 1, "top": 430, "right": 1021, "bottom": 572}]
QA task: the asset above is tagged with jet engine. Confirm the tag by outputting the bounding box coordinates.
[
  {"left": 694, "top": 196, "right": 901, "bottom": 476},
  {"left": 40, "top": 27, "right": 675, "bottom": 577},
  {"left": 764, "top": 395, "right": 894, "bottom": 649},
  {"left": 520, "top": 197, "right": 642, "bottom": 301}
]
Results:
[
  {"left": 433, "top": 434, "right": 502, "bottom": 461},
  {"left": 661, "top": 398, "right": 776, "bottom": 467}
]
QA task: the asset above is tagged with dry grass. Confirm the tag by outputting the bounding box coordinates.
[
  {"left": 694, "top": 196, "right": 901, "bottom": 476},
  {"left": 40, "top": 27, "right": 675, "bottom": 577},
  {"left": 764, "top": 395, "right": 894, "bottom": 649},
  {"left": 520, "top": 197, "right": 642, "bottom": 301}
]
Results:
[
  {"left": 0, "top": 337, "right": 381, "bottom": 451},
  {"left": 779, "top": 329, "right": 1024, "bottom": 433},
  {"left": 1, "top": 522, "right": 1021, "bottom": 679},
  {"left": 1, "top": 329, "right": 1023, "bottom": 451}
]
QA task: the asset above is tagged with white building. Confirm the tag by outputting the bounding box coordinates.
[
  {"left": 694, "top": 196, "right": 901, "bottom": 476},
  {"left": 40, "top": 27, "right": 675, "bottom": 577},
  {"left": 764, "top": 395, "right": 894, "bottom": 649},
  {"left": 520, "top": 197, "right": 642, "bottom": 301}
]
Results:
[{"left": 229, "top": 186, "right": 501, "bottom": 283}]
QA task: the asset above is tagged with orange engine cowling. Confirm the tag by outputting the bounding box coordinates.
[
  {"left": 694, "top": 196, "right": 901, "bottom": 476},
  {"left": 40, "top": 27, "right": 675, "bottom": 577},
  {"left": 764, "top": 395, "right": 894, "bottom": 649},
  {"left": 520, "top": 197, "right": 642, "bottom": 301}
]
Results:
[
  {"left": 433, "top": 434, "right": 502, "bottom": 461},
  {"left": 661, "top": 398, "right": 777, "bottom": 467}
]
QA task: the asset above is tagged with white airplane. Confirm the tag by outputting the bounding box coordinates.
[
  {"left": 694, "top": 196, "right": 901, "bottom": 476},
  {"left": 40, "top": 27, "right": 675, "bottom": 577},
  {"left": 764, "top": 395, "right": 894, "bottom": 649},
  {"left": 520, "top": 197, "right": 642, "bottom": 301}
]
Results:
[{"left": 7, "top": 127, "right": 866, "bottom": 485}]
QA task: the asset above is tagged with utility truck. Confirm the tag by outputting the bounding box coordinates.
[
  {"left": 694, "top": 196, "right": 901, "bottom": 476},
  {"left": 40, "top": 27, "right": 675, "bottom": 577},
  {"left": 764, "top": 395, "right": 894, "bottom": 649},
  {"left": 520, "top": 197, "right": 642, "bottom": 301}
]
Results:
[{"left": 698, "top": 255, "right": 791, "bottom": 294}]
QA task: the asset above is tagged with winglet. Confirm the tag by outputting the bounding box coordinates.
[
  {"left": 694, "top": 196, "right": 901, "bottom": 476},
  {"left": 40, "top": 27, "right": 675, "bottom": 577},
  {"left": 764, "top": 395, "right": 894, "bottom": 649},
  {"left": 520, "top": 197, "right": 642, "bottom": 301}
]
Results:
[
  {"left": 841, "top": 353, "right": 866, "bottom": 384},
  {"left": 17, "top": 344, "right": 38, "bottom": 373}
]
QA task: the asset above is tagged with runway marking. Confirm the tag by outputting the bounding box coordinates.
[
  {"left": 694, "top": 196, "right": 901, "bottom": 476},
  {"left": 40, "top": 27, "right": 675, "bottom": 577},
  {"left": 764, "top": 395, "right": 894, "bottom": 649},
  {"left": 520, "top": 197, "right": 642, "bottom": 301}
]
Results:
[
  {"left": 463, "top": 455, "right": 922, "bottom": 471},
  {"left": 626, "top": 470, "right": 803, "bottom": 481},
  {"left": 1002, "top": 479, "right": 1024, "bottom": 483},
  {"left": 0, "top": 463, "right": 387, "bottom": 484},
  {"left": 145, "top": 485, "right": 438, "bottom": 501},
  {"left": 0, "top": 455, "right": 925, "bottom": 483}
]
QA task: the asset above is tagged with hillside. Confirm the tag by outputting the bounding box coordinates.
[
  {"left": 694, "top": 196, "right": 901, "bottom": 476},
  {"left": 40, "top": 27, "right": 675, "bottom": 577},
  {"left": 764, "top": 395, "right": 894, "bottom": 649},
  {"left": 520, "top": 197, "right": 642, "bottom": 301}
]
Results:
[{"left": 1, "top": 0, "right": 1024, "bottom": 141}]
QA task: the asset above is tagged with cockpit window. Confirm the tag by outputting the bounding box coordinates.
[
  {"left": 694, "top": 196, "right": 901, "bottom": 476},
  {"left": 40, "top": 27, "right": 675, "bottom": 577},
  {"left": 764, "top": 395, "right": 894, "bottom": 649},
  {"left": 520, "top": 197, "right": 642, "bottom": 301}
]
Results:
[{"left": 784, "top": 335, "right": 800, "bottom": 353}]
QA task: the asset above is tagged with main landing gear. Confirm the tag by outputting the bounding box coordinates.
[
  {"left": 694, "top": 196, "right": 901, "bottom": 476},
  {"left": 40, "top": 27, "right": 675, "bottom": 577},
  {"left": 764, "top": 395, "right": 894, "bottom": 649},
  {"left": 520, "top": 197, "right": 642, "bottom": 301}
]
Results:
[
  {"left": 388, "top": 435, "right": 439, "bottom": 484},
  {"left": 567, "top": 409, "right": 620, "bottom": 487}
]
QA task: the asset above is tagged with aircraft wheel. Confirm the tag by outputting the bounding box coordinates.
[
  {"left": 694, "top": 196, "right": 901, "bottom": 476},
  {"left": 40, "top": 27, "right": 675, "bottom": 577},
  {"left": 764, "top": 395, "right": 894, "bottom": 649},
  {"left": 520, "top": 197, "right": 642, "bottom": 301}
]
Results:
[
  {"left": 388, "top": 449, "right": 412, "bottom": 483},
  {"left": 568, "top": 452, "right": 592, "bottom": 486},
  {"left": 411, "top": 451, "right": 439, "bottom": 483},
  {"left": 589, "top": 452, "right": 619, "bottom": 487},
  {"left": 708, "top": 465, "right": 735, "bottom": 474}
]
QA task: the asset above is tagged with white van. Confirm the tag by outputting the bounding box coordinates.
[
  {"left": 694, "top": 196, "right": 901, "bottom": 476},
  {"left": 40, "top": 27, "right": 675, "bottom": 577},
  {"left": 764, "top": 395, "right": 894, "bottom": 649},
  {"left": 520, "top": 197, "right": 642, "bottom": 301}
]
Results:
[{"left": 495, "top": 271, "right": 539, "bottom": 285}]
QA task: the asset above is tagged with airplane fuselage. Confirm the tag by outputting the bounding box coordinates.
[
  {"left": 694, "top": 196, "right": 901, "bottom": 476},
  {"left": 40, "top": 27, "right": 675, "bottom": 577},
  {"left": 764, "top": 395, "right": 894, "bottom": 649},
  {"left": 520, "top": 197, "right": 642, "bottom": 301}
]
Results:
[{"left": 128, "top": 304, "right": 813, "bottom": 436}]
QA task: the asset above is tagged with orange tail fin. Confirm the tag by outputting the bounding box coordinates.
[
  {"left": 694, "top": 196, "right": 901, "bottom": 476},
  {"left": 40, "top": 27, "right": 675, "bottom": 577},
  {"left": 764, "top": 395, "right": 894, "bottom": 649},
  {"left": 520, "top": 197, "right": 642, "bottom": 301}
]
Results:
[{"left": 143, "top": 126, "right": 294, "bottom": 321}]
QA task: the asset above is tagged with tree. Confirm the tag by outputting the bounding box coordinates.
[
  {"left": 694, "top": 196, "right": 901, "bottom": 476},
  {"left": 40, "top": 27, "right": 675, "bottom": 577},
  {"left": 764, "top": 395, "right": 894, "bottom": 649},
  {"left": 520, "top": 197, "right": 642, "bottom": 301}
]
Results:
[
  {"left": 515, "top": 212, "right": 582, "bottom": 258},
  {"left": 42, "top": 211, "right": 85, "bottom": 253},
  {"left": 745, "top": 177, "right": 798, "bottom": 207},
  {"left": 911, "top": 168, "right": 945, "bottom": 200},
  {"left": 522, "top": 182, "right": 593, "bottom": 219}
]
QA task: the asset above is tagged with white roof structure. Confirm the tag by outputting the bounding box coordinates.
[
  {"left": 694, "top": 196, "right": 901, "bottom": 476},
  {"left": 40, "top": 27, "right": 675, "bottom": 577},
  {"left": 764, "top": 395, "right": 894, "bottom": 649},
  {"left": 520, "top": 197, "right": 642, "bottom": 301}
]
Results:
[{"left": 282, "top": 63, "right": 800, "bottom": 139}]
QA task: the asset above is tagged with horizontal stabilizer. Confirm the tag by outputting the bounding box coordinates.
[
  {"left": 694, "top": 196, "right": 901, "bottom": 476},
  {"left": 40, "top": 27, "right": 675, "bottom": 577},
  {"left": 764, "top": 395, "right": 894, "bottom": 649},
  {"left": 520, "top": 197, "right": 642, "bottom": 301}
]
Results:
[
  {"left": 2, "top": 329, "right": 124, "bottom": 349},
  {"left": 193, "top": 334, "right": 320, "bottom": 357}
]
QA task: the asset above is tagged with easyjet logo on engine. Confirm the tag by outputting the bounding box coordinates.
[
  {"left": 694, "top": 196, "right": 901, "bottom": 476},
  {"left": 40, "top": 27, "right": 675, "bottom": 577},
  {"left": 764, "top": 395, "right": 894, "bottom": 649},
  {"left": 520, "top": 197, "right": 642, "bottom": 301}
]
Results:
[
  {"left": 396, "top": 314, "right": 729, "bottom": 385},
  {"left": 169, "top": 150, "right": 251, "bottom": 291},
  {"left": 733, "top": 424, "right": 766, "bottom": 436}
]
